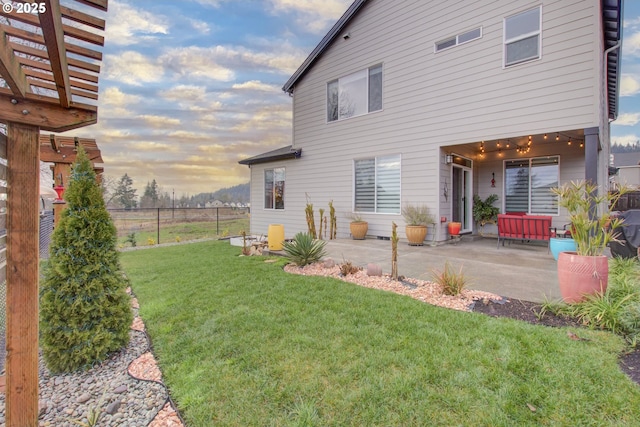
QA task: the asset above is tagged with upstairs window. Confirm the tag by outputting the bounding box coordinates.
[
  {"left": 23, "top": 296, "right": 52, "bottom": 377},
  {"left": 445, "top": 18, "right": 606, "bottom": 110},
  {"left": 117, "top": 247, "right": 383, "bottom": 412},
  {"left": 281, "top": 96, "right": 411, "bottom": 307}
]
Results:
[
  {"left": 504, "top": 6, "right": 541, "bottom": 67},
  {"left": 328, "top": 64, "right": 382, "bottom": 122},
  {"left": 435, "top": 27, "right": 482, "bottom": 52},
  {"left": 265, "top": 167, "right": 285, "bottom": 209}
]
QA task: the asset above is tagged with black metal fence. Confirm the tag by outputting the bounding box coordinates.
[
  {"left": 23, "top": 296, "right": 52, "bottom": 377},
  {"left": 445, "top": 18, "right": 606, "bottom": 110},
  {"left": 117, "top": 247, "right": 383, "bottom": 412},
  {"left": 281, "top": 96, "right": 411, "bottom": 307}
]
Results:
[{"left": 108, "top": 207, "right": 250, "bottom": 247}]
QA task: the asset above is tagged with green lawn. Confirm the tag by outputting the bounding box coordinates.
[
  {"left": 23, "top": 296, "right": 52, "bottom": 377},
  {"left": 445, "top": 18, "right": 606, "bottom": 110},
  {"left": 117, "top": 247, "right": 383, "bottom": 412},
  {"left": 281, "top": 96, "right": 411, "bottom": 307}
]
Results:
[
  {"left": 117, "top": 218, "right": 249, "bottom": 246},
  {"left": 121, "top": 241, "right": 640, "bottom": 426}
]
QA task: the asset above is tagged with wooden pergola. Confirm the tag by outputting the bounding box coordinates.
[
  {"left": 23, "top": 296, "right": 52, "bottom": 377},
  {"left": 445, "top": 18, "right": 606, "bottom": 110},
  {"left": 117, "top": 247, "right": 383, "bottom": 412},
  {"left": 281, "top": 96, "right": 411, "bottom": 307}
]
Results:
[
  {"left": 0, "top": 1, "right": 108, "bottom": 425},
  {"left": 40, "top": 134, "right": 104, "bottom": 223}
]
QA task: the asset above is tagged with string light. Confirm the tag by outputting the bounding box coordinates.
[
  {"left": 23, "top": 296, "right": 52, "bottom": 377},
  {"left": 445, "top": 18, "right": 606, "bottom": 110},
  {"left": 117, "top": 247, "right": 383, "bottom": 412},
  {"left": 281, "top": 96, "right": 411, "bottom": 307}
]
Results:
[
  {"left": 556, "top": 133, "right": 560, "bottom": 141},
  {"left": 568, "top": 138, "right": 572, "bottom": 146},
  {"left": 544, "top": 133, "right": 548, "bottom": 139}
]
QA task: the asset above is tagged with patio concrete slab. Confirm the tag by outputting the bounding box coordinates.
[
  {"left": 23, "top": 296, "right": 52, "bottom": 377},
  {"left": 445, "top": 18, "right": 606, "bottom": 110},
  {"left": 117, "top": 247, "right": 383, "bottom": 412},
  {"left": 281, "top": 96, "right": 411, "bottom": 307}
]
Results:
[{"left": 322, "top": 236, "right": 562, "bottom": 303}]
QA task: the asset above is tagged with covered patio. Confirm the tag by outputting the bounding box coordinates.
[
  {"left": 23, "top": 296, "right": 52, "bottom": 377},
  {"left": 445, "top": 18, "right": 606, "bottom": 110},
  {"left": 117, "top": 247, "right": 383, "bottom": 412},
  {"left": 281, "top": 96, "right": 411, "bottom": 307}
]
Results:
[
  {"left": 440, "top": 128, "right": 594, "bottom": 237},
  {"left": 322, "top": 236, "right": 562, "bottom": 303}
]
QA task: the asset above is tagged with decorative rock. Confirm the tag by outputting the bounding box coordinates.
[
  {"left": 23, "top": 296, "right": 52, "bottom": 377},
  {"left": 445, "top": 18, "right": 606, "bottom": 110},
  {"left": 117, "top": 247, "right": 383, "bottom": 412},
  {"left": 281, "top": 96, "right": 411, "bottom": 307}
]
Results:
[
  {"left": 323, "top": 258, "right": 335, "bottom": 268},
  {"left": 38, "top": 400, "right": 48, "bottom": 416},
  {"left": 76, "top": 392, "right": 92, "bottom": 404},
  {"left": 113, "top": 384, "right": 128, "bottom": 394},
  {"left": 366, "top": 263, "right": 382, "bottom": 276},
  {"left": 106, "top": 400, "right": 121, "bottom": 415}
]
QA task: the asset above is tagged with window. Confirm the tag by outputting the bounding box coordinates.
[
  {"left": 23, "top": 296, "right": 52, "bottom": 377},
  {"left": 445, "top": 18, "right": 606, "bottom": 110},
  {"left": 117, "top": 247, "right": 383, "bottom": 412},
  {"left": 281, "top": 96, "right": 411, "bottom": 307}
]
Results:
[
  {"left": 354, "top": 154, "right": 400, "bottom": 213},
  {"left": 504, "top": 156, "right": 558, "bottom": 214},
  {"left": 265, "top": 167, "right": 285, "bottom": 209},
  {"left": 504, "top": 6, "right": 541, "bottom": 66},
  {"left": 435, "top": 27, "right": 482, "bottom": 52},
  {"left": 328, "top": 64, "right": 382, "bottom": 122}
]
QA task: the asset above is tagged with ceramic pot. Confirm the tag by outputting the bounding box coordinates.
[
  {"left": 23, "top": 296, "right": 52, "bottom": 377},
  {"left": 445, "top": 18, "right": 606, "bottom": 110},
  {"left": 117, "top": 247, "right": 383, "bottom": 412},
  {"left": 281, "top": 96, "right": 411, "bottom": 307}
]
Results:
[
  {"left": 557, "top": 252, "right": 608, "bottom": 303},
  {"left": 448, "top": 222, "right": 461, "bottom": 237},
  {"left": 549, "top": 237, "right": 577, "bottom": 261},
  {"left": 405, "top": 225, "right": 428, "bottom": 246},
  {"left": 349, "top": 221, "right": 368, "bottom": 240}
]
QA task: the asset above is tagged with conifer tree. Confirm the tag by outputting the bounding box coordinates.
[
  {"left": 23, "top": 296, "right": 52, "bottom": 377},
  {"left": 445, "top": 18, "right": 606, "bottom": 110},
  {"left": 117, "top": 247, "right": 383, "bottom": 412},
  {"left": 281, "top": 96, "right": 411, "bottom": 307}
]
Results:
[{"left": 40, "top": 147, "right": 132, "bottom": 372}]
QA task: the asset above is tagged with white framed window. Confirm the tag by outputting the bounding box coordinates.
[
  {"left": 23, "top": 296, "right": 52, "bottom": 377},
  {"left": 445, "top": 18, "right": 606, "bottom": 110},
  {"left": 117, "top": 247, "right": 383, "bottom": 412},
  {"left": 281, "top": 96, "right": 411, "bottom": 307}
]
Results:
[
  {"left": 327, "top": 64, "right": 382, "bottom": 122},
  {"left": 504, "top": 6, "right": 541, "bottom": 67},
  {"left": 504, "top": 156, "right": 559, "bottom": 215},
  {"left": 354, "top": 154, "right": 401, "bottom": 213},
  {"left": 435, "top": 27, "right": 482, "bottom": 52},
  {"left": 264, "top": 167, "right": 285, "bottom": 209}
]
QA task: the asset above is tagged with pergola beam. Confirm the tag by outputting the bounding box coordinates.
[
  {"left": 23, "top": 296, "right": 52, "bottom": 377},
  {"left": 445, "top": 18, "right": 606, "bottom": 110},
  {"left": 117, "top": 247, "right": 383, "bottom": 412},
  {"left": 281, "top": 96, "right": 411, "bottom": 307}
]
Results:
[
  {"left": 39, "top": 0, "right": 72, "bottom": 107},
  {"left": 75, "top": 0, "right": 108, "bottom": 12},
  {"left": 0, "top": 28, "right": 30, "bottom": 98},
  {"left": 0, "top": 90, "right": 97, "bottom": 132}
]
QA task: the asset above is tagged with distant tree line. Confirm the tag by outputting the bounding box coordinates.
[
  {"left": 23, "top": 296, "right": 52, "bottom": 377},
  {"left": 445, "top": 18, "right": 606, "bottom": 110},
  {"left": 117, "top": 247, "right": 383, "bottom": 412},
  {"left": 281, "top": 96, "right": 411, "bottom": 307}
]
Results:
[
  {"left": 102, "top": 174, "right": 249, "bottom": 209},
  {"left": 611, "top": 141, "right": 640, "bottom": 153}
]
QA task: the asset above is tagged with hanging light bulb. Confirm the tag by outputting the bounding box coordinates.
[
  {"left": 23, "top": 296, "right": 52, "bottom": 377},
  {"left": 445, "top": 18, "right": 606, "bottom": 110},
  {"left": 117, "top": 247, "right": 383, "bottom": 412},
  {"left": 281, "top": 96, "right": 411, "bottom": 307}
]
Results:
[
  {"left": 544, "top": 133, "right": 548, "bottom": 139},
  {"left": 506, "top": 140, "right": 511, "bottom": 148},
  {"left": 568, "top": 138, "right": 572, "bottom": 146},
  {"left": 497, "top": 141, "right": 501, "bottom": 148},
  {"left": 556, "top": 133, "right": 560, "bottom": 141},
  {"left": 580, "top": 141, "right": 584, "bottom": 148}
]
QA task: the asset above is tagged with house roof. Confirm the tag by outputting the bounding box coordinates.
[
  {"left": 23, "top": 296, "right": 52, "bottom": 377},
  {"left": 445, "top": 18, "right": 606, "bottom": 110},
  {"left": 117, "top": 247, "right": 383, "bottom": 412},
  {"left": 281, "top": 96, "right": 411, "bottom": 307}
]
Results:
[
  {"left": 238, "top": 145, "right": 302, "bottom": 165},
  {"left": 282, "top": 0, "right": 368, "bottom": 94},
  {"left": 282, "top": 0, "right": 624, "bottom": 121}
]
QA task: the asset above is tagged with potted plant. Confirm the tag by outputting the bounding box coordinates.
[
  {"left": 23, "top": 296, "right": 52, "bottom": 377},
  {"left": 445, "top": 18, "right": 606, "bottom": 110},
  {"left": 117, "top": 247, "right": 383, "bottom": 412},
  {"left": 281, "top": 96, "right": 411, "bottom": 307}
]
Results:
[
  {"left": 348, "top": 213, "right": 368, "bottom": 240},
  {"left": 472, "top": 194, "right": 499, "bottom": 236},
  {"left": 551, "top": 180, "right": 630, "bottom": 303},
  {"left": 402, "top": 203, "right": 434, "bottom": 246},
  {"left": 448, "top": 221, "right": 461, "bottom": 237}
]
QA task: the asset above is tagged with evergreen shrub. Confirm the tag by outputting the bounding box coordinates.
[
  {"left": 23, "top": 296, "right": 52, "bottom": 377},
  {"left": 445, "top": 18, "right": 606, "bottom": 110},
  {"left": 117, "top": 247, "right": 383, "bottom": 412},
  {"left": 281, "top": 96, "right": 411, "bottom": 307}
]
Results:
[{"left": 40, "top": 147, "right": 133, "bottom": 372}]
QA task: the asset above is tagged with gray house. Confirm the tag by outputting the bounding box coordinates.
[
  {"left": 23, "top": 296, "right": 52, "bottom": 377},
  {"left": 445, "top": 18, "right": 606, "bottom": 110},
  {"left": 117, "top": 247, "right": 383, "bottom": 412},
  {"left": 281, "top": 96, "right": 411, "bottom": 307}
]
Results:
[{"left": 240, "top": 0, "right": 622, "bottom": 243}]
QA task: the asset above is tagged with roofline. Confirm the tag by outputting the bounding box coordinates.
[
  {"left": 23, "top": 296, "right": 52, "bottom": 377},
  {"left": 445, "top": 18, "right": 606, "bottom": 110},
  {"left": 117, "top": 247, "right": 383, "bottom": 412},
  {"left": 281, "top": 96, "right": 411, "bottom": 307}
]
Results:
[
  {"left": 238, "top": 146, "right": 302, "bottom": 166},
  {"left": 282, "top": 0, "right": 368, "bottom": 94}
]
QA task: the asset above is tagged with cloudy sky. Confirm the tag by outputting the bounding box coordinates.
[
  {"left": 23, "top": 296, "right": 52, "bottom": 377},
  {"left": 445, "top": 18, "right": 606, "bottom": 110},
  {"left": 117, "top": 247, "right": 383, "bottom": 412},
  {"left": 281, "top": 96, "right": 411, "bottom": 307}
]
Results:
[
  {"left": 615, "top": 1, "right": 640, "bottom": 145},
  {"left": 62, "top": 0, "right": 640, "bottom": 197},
  {"left": 59, "top": 0, "right": 351, "bottom": 197}
]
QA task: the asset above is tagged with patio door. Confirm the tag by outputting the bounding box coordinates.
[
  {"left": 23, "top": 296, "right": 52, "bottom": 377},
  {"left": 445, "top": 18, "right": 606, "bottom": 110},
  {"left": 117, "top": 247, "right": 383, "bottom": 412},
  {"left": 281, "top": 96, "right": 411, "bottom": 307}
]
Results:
[{"left": 452, "top": 159, "right": 473, "bottom": 233}]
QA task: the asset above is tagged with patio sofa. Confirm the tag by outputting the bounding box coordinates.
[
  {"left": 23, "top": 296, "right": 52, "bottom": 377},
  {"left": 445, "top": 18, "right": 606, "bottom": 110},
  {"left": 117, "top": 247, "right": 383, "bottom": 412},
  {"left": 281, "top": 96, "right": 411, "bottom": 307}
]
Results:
[{"left": 497, "top": 214, "right": 553, "bottom": 249}]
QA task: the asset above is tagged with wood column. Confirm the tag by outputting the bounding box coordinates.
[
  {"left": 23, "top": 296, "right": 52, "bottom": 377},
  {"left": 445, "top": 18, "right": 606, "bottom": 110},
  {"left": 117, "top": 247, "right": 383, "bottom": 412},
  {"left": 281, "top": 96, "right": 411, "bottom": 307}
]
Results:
[{"left": 6, "top": 122, "right": 40, "bottom": 427}]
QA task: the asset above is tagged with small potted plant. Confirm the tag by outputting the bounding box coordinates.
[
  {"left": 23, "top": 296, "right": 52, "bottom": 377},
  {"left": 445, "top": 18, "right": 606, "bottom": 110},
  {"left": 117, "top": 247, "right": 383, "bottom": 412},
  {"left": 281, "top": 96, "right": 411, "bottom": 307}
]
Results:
[
  {"left": 348, "top": 213, "right": 368, "bottom": 240},
  {"left": 472, "top": 194, "right": 499, "bottom": 236},
  {"left": 551, "top": 180, "right": 630, "bottom": 302},
  {"left": 402, "top": 203, "right": 434, "bottom": 246}
]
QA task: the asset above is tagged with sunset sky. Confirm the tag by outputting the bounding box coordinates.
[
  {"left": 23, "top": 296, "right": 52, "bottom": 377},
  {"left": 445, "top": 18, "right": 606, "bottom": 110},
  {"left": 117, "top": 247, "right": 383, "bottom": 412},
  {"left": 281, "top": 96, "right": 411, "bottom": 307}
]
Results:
[{"left": 60, "top": 0, "right": 640, "bottom": 197}]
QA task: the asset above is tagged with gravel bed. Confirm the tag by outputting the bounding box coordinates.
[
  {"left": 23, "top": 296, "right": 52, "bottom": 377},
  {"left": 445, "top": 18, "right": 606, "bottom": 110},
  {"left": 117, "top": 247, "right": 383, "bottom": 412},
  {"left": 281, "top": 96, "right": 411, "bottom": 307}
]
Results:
[
  {"left": 0, "top": 330, "right": 168, "bottom": 427},
  {"left": 284, "top": 261, "right": 500, "bottom": 311}
]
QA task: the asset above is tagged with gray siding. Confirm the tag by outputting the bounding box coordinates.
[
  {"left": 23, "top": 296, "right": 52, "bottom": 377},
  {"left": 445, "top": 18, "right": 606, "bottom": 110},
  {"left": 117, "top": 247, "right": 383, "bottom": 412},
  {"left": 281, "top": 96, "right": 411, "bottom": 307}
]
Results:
[{"left": 249, "top": 0, "right": 607, "bottom": 241}]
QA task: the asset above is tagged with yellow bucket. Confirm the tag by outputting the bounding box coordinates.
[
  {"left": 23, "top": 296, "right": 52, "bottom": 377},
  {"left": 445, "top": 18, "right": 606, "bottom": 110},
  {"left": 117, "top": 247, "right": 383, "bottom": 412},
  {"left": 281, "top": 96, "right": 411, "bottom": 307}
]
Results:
[{"left": 268, "top": 224, "right": 285, "bottom": 251}]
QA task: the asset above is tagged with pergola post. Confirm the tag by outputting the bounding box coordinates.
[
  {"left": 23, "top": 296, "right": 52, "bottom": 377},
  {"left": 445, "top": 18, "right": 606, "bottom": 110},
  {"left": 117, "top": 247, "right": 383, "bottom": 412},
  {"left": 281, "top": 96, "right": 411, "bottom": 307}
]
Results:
[{"left": 5, "top": 122, "right": 40, "bottom": 427}]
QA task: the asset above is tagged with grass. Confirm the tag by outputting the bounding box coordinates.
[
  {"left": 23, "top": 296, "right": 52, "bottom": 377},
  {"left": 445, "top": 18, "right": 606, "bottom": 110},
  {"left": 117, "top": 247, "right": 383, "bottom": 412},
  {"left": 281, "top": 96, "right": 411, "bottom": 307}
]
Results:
[
  {"left": 117, "top": 218, "right": 249, "bottom": 246},
  {"left": 121, "top": 241, "right": 640, "bottom": 426}
]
